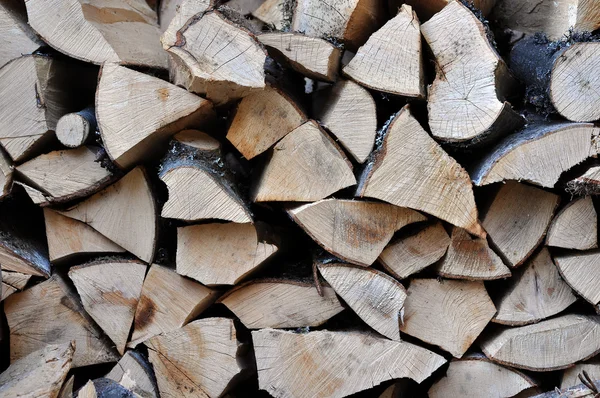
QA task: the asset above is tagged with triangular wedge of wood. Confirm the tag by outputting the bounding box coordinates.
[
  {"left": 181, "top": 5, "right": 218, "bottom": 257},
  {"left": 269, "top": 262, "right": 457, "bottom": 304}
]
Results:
[
  {"left": 554, "top": 250, "right": 600, "bottom": 307},
  {"left": 546, "top": 196, "right": 598, "bottom": 250},
  {"left": 1, "top": 271, "right": 31, "bottom": 301},
  {"left": 105, "top": 351, "right": 160, "bottom": 398}
]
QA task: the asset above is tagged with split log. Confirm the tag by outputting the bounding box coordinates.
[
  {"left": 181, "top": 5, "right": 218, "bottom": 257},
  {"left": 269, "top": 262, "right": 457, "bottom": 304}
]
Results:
[
  {"left": 14, "top": 181, "right": 46, "bottom": 205},
  {"left": 547, "top": 197, "right": 598, "bottom": 250},
  {"left": 567, "top": 166, "right": 600, "bottom": 196},
  {"left": 289, "top": 199, "right": 425, "bottom": 266},
  {"left": 59, "top": 376, "right": 74, "bottom": 398},
  {"left": 343, "top": 5, "right": 424, "bottom": 98},
  {"left": 0, "top": 0, "right": 42, "bottom": 67},
  {"left": 0, "top": 342, "right": 74, "bottom": 398},
  {"left": 0, "top": 284, "right": 16, "bottom": 302},
  {"left": 379, "top": 222, "right": 451, "bottom": 280},
  {"left": 129, "top": 264, "right": 219, "bottom": 347},
  {"left": 1, "top": 271, "right": 31, "bottom": 301},
  {"left": 69, "top": 260, "right": 147, "bottom": 354},
  {"left": 253, "top": 329, "right": 446, "bottom": 397},
  {"left": 219, "top": 280, "right": 344, "bottom": 328},
  {"left": 405, "top": 0, "right": 496, "bottom": 20},
  {"left": 561, "top": 360, "right": 600, "bottom": 390},
  {"left": 554, "top": 250, "right": 600, "bottom": 307},
  {"left": 226, "top": 85, "right": 306, "bottom": 160},
  {"left": 312, "top": 79, "right": 377, "bottom": 163},
  {"left": 421, "top": 1, "right": 523, "bottom": 145},
  {"left": 493, "top": 248, "right": 577, "bottom": 326},
  {"left": 482, "top": 181, "right": 559, "bottom": 267},
  {"left": 481, "top": 314, "right": 600, "bottom": 371},
  {"left": 77, "top": 380, "right": 97, "bottom": 398},
  {"left": 106, "top": 351, "right": 159, "bottom": 398},
  {"left": 97, "top": 63, "right": 214, "bottom": 169},
  {"left": 25, "top": 0, "right": 167, "bottom": 67},
  {"left": 435, "top": 227, "right": 511, "bottom": 280},
  {"left": 428, "top": 355, "right": 536, "bottom": 398},
  {"left": 160, "top": 0, "right": 212, "bottom": 44},
  {"left": 4, "top": 274, "right": 119, "bottom": 367},
  {"left": 177, "top": 223, "right": 278, "bottom": 285},
  {"left": 252, "top": 0, "right": 287, "bottom": 29},
  {"left": 318, "top": 263, "right": 407, "bottom": 340},
  {"left": 59, "top": 167, "right": 157, "bottom": 263},
  {"left": 145, "top": 318, "right": 247, "bottom": 398},
  {"left": 55, "top": 107, "right": 97, "bottom": 148},
  {"left": 356, "top": 105, "right": 484, "bottom": 237},
  {"left": 0, "top": 148, "right": 12, "bottom": 199},
  {"left": 173, "top": 129, "right": 220, "bottom": 152},
  {"left": 400, "top": 278, "right": 496, "bottom": 358},
  {"left": 253, "top": 120, "right": 356, "bottom": 202}
]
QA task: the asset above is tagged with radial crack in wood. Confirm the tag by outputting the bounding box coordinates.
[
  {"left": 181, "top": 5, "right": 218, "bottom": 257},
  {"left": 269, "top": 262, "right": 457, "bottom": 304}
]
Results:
[
  {"left": 555, "top": 250, "right": 600, "bottom": 306},
  {"left": 0, "top": 1, "right": 42, "bottom": 68},
  {"left": 106, "top": 350, "right": 159, "bottom": 398},
  {"left": 547, "top": 196, "right": 598, "bottom": 250}
]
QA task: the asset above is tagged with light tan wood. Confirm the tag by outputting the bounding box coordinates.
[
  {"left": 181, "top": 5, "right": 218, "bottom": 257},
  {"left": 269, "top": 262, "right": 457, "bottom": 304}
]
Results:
[
  {"left": 0, "top": 284, "right": 16, "bottom": 301},
  {"left": 220, "top": 280, "right": 344, "bottom": 328},
  {"left": 5, "top": 274, "right": 119, "bottom": 368},
  {"left": 567, "top": 166, "right": 600, "bottom": 196},
  {"left": 226, "top": 86, "right": 306, "bottom": 159},
  {"left": 177, "top": 222, "right": 278, "bottom": 285},
  {"left": 400, "top": 278, "right": 496, "bottom": 358},
  {"left": 482, "top": 181, "right": 559, "bottom": 267},
  {"left": 0, "top": 1, "right": 42, "bottom": 68},
  {"left": 318, "top": 263, "right": 407, "bottom": 340},
  {"left": 253, "top": 120, "right": 356, "bottom": 202},
  {"left": 69, "top": 260, "right": 147, "bottom": 354},
  {"left": 562, "top": 360, "right": 600, "bottom": 390},
  {"left": 2, "top": 271, "right": 31, "bottom": 290},
  {"left": 258, "top": 33, "right": 341, "bottom": 82},
  {"left": 0, "top": 342, "right": 74, "bottom": 398},
  {"left": 494, "top": 248, "right": 576, "bottom": 326},
  {"left": 547, "top": 197, "right": 598, "bottom": 250},
  {"left": 343, "top": 5, "right": 424, "bottom": 98},
  {"left": 421, "top": 1, "right": 522, "bottom": 145},
  {"left": 435, "top": 227, "right": 511, "bottom": 280},
  {"left": 78, "top": 380, "right": 97, "bottom": 398},
  {"left": 56, "top": 107, "right": 96, "bottom": 148},
  {"left": 25, "top": 0, "right": 167, "bottom": 67},
  {"left": 106, "top": 351, "right": 159, "bottom": 398},
  {"left": 145, "top": 318, "right": 246, "bottom": 398},
  {"left": 481, "top": 314, "right": 600, "bottom": 371},
  {"left": 160, "top": 0, "right": 213, "bottom": 55},
  {"left": 252, "top": 0, "right": 286, "bottom": 29},
  {"left": 555, "top": 250, "right": 600, "bottom": 306},
  {"left": 550, "top": 43, "right": 600, "bottom": 122},
  {"left": 253, "top": 328, "right": 446, "bottom": 397},
  {"left": 576, "top": 0, "right": 600, "bottom": 32},
  {"left": 379, "top": 222, "right": 451, "bottom": 279},
  {"left": 0, "top": 148, "right": 12, "bottom": 199},
  {"left": 59, "top": 167, "right": 157, "bottom": 263},
  {"left": 58, "top": 375, "right": 75, "bottom": 398},
  {"left": 173, "top": 129, "right": 220, "bottom": 152},
  {"left": 313, "top": 79, "right": 377, "bottom": 163},
  {"left": 15, "top": 181, "right": 46, "bottom": 205},
  {"left": 129, "top": 264, "right": 219, "bottom": 347},
  {"left": 357, "top": 105, "right": 484, "bottom": 237},
  {"left": 97, "top": 63, "right": 213, "bottom": 169}
]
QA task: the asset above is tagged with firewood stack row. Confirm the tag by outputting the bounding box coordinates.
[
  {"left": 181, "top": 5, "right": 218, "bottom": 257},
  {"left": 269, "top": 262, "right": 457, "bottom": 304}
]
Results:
[{"left": 0, "top": 0, "right": 600, "bottom": 396}]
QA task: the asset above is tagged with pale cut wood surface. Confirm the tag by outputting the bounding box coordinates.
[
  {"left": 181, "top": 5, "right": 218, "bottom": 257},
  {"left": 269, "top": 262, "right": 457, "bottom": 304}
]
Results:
[
  {"left": 289, "top": 199, "right": 425, "bottom": 266},
  {"left": 567, "top": 166, "right": 600, "bottom": 196},
  {"left": 319, "top": 263, "right": 407, "bottom": 340},
  {"left": 55, "top": 107, "right": 96, "bottom": 148},
  {"left": 253, "top": 0, "right": 286, "bottom": 29},
  {"left": 313, "top": 79, "right": 377, "bottom": 163},
  {"left": 561, "top": 360, "right": 600, "bottom": 389},
  {"left": 0, "top": 342, "right": 74, "bottom": 398},
  {"left": 69, "top": 260, "right": 147, "bottom": 354},
  {"left": 220, "top": 280, "right": 344, "bottom": 329},
  {"left": 226, "top": 86, "right": 306, "bottom": 159},
  {"left": 5, "top": 274, "right": 119, "bottom": 367},
  {"left": 77, "top": 380, "right": 96, "bottom": 398},
  {"left": 2, "top": 271, "right": 31, "bottom": 290},
  {"left": 0, "top": 1, "right": 42, "bottom": 68},
  {"left": 253, "top": 329, "right": 446, "bottom": 398},
  {"left": 106, "top": 351, "right": 159, "bottom": 398},
  {"left": 97, "top": 63, "right": 213, "bottom": 169},
  {"left": 379, "top": 222, "right": 451, "bottom": 279},
  {"left": 58, "top": 375, "right": 74, "bottom": 398},
  {"left": 146, "top": 318, "right": 246, "bottom": 398},
  {"left": 0, "top": 283, "right": 16, "bottom": 301},
  {"left": 177, "top": 223, "right": 277, "bottom": 285},
  {"left": 555, "top": 250, "right": 600, "bottom": 306},
  {"left": 401, "top": 278, "right": 496, "bottom": 358},
  {"left": 435, "top": 227, "right": 511, "bottom": 280},
  {"left": 421, "top": 1, "right": 522, "bottom": 144},
  {"left": 160, "top": 0, "right": 212, "bottom": 51},
  {"left": 0, "top": 148, "right": 12, "bottom": 199},
  {"left": 258, "top": 33, "right": 341, "bottom": 82},
  {"left": 253, "top": 121, "right": 356, "bottom": 202},
  {"left": 405, "top": 0, "right": 496, "bottom": 20},
  {"left": 547, "top": 197, "right": 598, "bottom": 250},
  {"left": 494, "top": 248, "right": 577, "bottom": 326},
  {"left": 173, "top": 129, "right": 220, "bottom": 152},
  {"left": 481, "top": 314, "right": 600, "bottom": 371},
  {"left": 482, "top": 181, "right": 559, "bottom": 267},
  {"left": 357, "top": 105, "right": 484, "bottom": 237},
  {"left": 59, "top": 167, "right": 157, "bottom": 263},
  {"left": 344, "top": 5, "right": 424, "bottom": 98},
  {"left": 129, "top": 264, "right": 219, "bottom": 347}
]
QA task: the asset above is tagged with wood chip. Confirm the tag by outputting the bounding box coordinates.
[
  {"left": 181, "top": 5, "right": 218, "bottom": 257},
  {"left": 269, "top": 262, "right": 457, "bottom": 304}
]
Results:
[{"left": 547, "top": 196, "right": 598, "bottom": 250}]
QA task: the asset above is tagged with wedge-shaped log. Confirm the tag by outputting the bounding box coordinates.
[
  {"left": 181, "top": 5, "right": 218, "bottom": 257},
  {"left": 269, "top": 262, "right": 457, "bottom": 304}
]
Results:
[
  {"left": 344, "top": 5, "right": 424, "bottom": 98},
  {"left": 146, "top": 318, "right": 247, "bottom": 398},
  {"left": 254, "top": 121, "right": 356, "bottom": 202},
  {"left": 494, "top": 248, "right": 576, "bottom": 326},
  {"left": 319, "top": 264, "right": 406, "bottom": 340},
  {"left": 357, "top": 105, "right": 484, "bottom": 237},
  {"left": 5, "top": 274, "right": 119, "bottom": 367},
  {"left": 481, "top": 314, "right": 600, "bottom": 371},
  {"left": 482, "top": 181, "right": 559, "bottom": 267},
  {"left": 289, "top": 199, "right": 425, "bottom": 266},
  {"left": 1, "top": 271, "right": 31, "bottom": 301},
  {"left": 129, "top": 264, "right": 219, "bottom": 347},
  {"left": 0, "top": 1, "right": 42, "bottom": 67},
  {"left": 401, "top": 278, "right": 496, "bottom": 358},
  {"left": 253, "top": 329, "right": 446, "bottom": 398},
  {"left": 555, "top": 250, "right": 600, "bottom": 307},
  {"left": 379, "top": 222, "right": 451, "bottom": 279},
  {"left": 177, "top": 223, "right": 277, "bottom": 285},
  {"left": 547, "top": 197, "right": 598, "bottom": 250},
  {"left": 567, "top": 166, "right": 600, "bottom": 195},
  {"left": 561, "top": 360, "right": 600, "bottom": 390},
  {"left": 0, "top": 148, "right": 11, "bottom": 199},
  {"left": 421, "top": 1, "right": 523, "bottom": 145},
  {"left": 220, "top": 280, "right": 344, "bottom": 329},
  {"left": 106, "top": 351, "right": 159, "bottom": 398},
  {"left": 97, "top": 63, "right": 213, "bottom": 169}
]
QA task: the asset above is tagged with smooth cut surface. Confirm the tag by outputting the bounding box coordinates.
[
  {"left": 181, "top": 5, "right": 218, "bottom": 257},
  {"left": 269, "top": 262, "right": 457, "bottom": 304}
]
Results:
[
  {"left": 555, "top": 250, "right": 600, "bottom": 306},
  {"left": 547, "top": 196, "right": 598, "bottom": 250}
]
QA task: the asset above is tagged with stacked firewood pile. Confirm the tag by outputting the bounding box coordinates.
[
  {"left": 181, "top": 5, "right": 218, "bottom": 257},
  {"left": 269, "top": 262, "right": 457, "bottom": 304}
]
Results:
[{"left": 1, "top": 0, "right": 600, "bottom": 396}]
